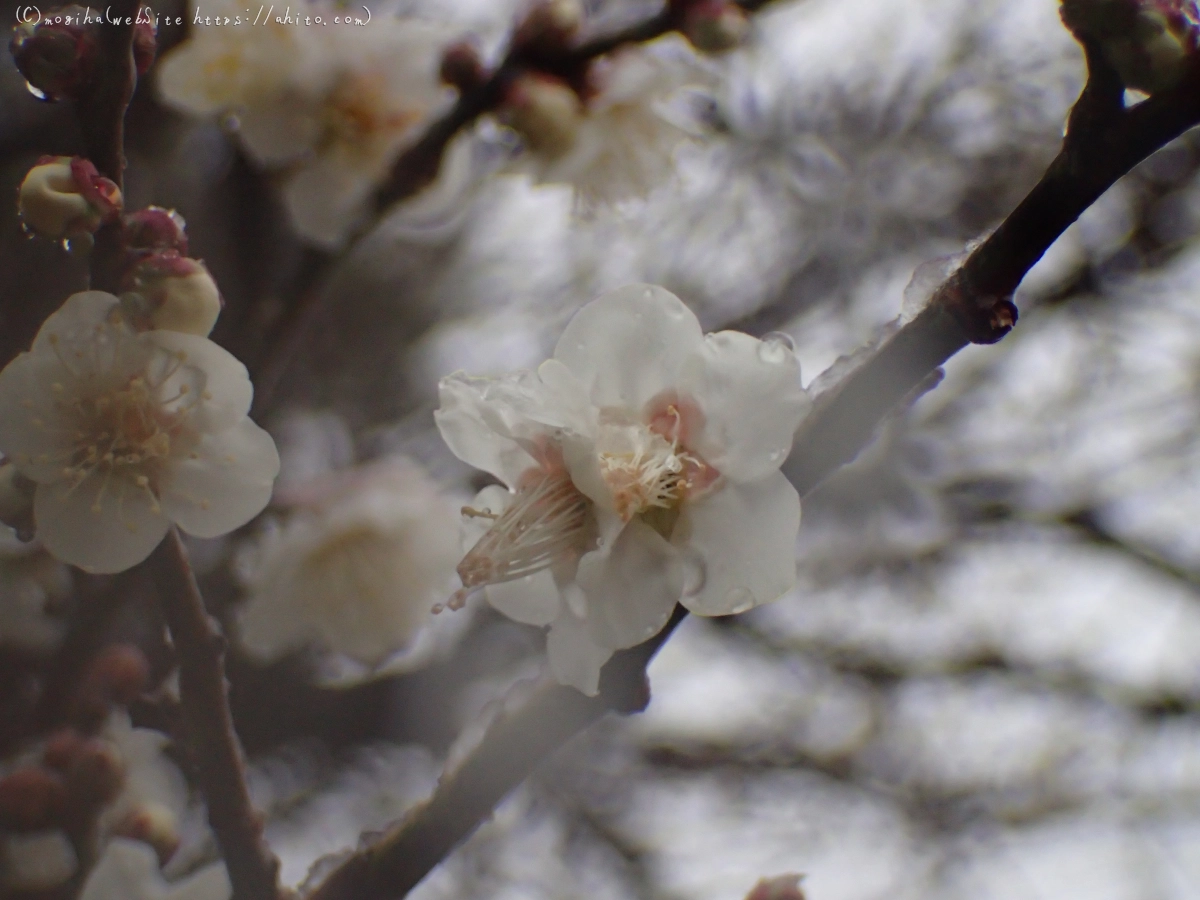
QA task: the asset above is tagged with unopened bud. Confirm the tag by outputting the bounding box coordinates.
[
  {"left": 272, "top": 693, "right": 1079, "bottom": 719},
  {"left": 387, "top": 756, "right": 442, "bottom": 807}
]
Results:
[
  {"left": 745, "top": 874, "right": 807, "bottom": 900},
  {"left": 18, "top": 155, "right": 121, "bottom": 240},
  {"left": 66, "top": 737, "right": 125, "bottom": 808},
  {"left": 514, "top": 0, "right": 584, "bottom": 49},
  {"left": 0, "top": 460, "right": 35, "bottom": 535},
  {"left": 112, "top": 802, "right": 181, "bottom": 865},
  {"left": 42, "top": 728, "right": 85, "bottom": 772},
  {"left": 681, "top": 0, "right": 750, "bottom": 52},
  {"left": 502, "top": 73, "right": 584, "bottom": 159},
  {"left": 123, "top": 253, "right": 222, "bottom": 336},
  {"left": 86, "top": 644, "right": 151, "bottom": 706},
  {"left": 133, "top": 8, "right": 157, "bottom": 77},
  {"left": 9, "top": 5, "right": 99, "bottom": 102},
  {"left": 124, "top": 206, "right": 189, "bottom": 256},
  {"left": 1061, "top": 0, "right": 1200, "bottom": 93},
  {"left": 440, "top": 40, "right": 487, "bottom": 91},
  {"left": 0, "top": 767, "right": 68, "bottom": 831}
]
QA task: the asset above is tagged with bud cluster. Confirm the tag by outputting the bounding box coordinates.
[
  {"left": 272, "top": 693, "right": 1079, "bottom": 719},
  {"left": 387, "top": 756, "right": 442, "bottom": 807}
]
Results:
[
  {"left": 18, "top": 155, "right": 122, "bottom": 241},
  {"left": 1061, "top": 0, "right": 1200, "bottom": 93}
]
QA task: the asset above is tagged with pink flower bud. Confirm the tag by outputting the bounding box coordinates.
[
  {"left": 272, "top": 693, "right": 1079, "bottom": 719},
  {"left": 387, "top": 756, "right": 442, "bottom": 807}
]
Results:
[
  {"left": 501, "top": 73, "right": 584, "bottom": 160},
  {"left": 123, "top": 206, "right": 189, "bottom": 256},
  {"left": 42, "top": 728, "right": 85, "bottom": 772},
  {"left": 1061, "top": 0, "right": 1200, "bottom": 93},
  {"left": 744, "top": 874, "right": 807, "bottom": 900},
  {"left": 440, "top": 40, "right": 487, "bottom": 92},
  {"left": 680, "top": 0, "right": 750, "bottom": 53},
  {"left": 123, "top": 252, "right": 223, "bottom": 337},
  {"left": 9, "top": 5, "right": 99, "bottom": 102},
  {"left": 0, "top": 767, "right": 68, "bottom": 832},
  {"left": 65, "top": 738, "right": 126, "bottom": 808},
  {"left": 18, "top": 155, "right": 121, "bottom": 240},
  {"left": 112, "top": 802, "right": 182, "bottom": 865}
]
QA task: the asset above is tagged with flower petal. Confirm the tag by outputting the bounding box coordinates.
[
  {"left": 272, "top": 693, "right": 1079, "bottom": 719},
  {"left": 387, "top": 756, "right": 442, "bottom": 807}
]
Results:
[
  {"left": 0, "top": 352, "right": 79, "bottom": 482},
  {"left": 553, "top": 284, "right": 703, "bottom": 410},
  {"left": 35, "top": 475, "right": 170, "bottom": 574},
  {"left": 435, "top": 365, "right": 592, "bottom": 486},
  {"left": 576, "top": 519, "right": 683, "bottom": 649},
  {"left": 485, "top": 568, "right": 562, "bottom": 627},
  {"left": 30, "top": 291, "right": 122, "bottom": 353},
  {"left": 146, "top": 331, "right": 254, "bottom": 433},
  {"left": 159, "top": 419, "right": 279, "bottom": 538},
  {"left": 546, "top": 605, "right": 614, "bottom": 696},
  {"left": 678, "top": 331, "right": 809, "bottom": 482},
  {"left": 677, "top": 471, "right": 799, "bottom": 616}
]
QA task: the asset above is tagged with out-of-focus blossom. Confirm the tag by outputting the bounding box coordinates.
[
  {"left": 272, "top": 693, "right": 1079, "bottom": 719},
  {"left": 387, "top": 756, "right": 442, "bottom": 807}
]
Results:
[
  {"left": 0, "top": 292, "right": 279, "bottom": 573},
  {"left": 0, "top": 527, "right": 70, "bottom": 652},
  {"left": 156, "top": 0, "right": 453, "bottom": 246},
  {"left": 435, "top": 284, "right": 807, "bottom": 693},
  {"left": 79, "top": 838, "right": 230, "bottom": 900},
  {"left": 503, "top": 38, "right": 712, "bottom": 204},
  {"left": 236, "top": 457, "right": 461, "bottom": 670},
  {"left": 0, "top": 830, "right": 77, "bottom": 891},
  {"left": 98, "top": 712, "right": 189, "bottom": 846},
  {"left": 18, "top": 156, "right": 121, "bottom": 240}
]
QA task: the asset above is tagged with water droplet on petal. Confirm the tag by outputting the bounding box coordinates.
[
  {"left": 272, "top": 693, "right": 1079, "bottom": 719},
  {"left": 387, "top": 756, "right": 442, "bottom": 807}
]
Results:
[
  {"left": 725, "top": 586, "right": 754, "bottom": 614},
  {"left": 758, "top": 331, "right": 796, "bottom": 363},
  {"left": 24, "top": 81, "right": 47, "bottom": 101},
  {"left": 60, "top": 239, "right": 72, "bottom": 253},
  {"left": 681, "top": 549, "right": 706, "bottom": 598}
]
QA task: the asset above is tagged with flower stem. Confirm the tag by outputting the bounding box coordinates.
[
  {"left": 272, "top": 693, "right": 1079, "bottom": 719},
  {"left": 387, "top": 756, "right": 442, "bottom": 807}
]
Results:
[{"left": 146, "top": 529, "right": 283, "bottom": 900}]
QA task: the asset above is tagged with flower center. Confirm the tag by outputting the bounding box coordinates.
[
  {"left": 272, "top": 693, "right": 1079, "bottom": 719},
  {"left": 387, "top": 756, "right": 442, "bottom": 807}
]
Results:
[
  {"left": 444, "top": 466, "right": 592, "bottom": 612},
  {"left": 321, "top": 72, "right": 423, "bottom": 156}
]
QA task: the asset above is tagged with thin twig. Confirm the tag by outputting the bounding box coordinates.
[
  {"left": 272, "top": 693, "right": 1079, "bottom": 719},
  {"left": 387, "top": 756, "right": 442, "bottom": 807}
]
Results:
[{"left": 146, "top": 530, "right": 282, "bottom": 900}]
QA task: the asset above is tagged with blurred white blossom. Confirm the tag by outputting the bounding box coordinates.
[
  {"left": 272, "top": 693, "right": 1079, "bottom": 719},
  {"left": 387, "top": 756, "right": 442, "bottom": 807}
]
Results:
[
  {"left": 0, "top": 292, "right": 279, "bottom": 574},
  {"left": 79, "top": 839, "right": 230, "bottom": 900},
  {"left": 236, "top": 457, "right": 461, "bottom": 670},
  {"left": 157, "top": 0, "right": 454, "bottom": 246},
  {"left": 436, "top": 283, "right": 807, "bottom": 693},
  {"left": 0, "top": 529, "right": 70, "bottom": 652}
]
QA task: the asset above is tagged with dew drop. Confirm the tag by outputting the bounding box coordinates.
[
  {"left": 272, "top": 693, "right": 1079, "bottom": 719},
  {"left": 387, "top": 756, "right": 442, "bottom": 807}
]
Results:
[
  {"left": 758, "top": 331, "right": 796, "bottom": 364},
  {"left": 24, "top": 81, "right": 47, "bottom": 101},
  {"left": 681, "top": 549, "right": 706, "bottom": 598},
  {"left": 725, "top": 586, "right": 754, "bottom": 614},
  {"left": 60, "top": 238, "right": 72, "bottom": 253}
]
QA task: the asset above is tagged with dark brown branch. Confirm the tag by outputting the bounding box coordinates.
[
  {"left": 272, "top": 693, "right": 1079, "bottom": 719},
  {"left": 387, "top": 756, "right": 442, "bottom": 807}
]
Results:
[
  {"left": 76, "top": 0, "right": 138, "bottom": 294},
  {"left": 146, "top": 530, "right": 282, "bottom": 900},
  {"left": 304, "top": 607, "right": 685, "bottom": 900}
]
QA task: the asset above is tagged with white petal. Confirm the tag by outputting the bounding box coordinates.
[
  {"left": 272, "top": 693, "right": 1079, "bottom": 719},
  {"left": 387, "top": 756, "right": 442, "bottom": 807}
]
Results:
[
  {"left": 30, "top": 292, "right": 122, "bottom": 353},
  {"left": 35, "top": 475, "right": 169, "bottom": 574},
  {"left": 485, "top": 568, "right": 562, "bottom": 626},
  {"left": 553, "top": 284, "right": 703, "bottom": 410},
  {"left": 576, "top": 520, "right": 683, "bottom": 649},
  {"left": 146, "top": 332, "right": 254, "bottom": 433},
  {"left": 0, "top": 352, "right": 79, "bottom": 482},
  {"left": 435, "top": 367, "right": 591, "bottom": 486},
  {"left": 546, "top": 607, "right": 613, "bottom": 696},
  {"left": 281, "top": 157, "right": 374, "bottom": 249},
  {"left": 159, "top": 419, "right": 279, "bottom": 538},
  {"left": 677, "top": 471, "right": 800, "bottom": 616},
  {"left": 79, "top": 839, "right": 159, "bottom": 900},
  {"left": 678, "top": 330, "right": 809, "bottom": 482}
]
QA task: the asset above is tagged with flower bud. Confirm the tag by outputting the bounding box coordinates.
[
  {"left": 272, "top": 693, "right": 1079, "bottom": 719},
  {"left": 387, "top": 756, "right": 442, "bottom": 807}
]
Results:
[
  {"left": 514, "top": 0, "right": 584, "bottom": 49},
  {"left": 66, "top": 738, "right": 125, "bottom": 808},
  {"left": 18, "top": 155, "right": 122, "bottom": 240},
  {"left": 1061, "top": 0, "right": 1200, "bottom": 93},
  {"left": 9, "top": 5, "right": 99, "bottom": 102},
  {"left": 112, "top": 802, "right": 181, "bottom": 866},
  {"left": 123, "top": 252, "right": 223, "bottom": 336},
  {"left": 440, "top": 40, "right": 487, "bottom": 92},
  {"left": 133, "top": 8, "right": 158, "bottom": 77},
  {"left": 124, "top": 206, "right": 189, "bottom": 256},
  {"left": 0, "top": 767, "right": 68, "bottom": 832},
  {"left": 0, "top": 460, "right": 36, "bottom": 535},
  {"left": 681, "top": 0, "right": 750, "bottom": 52},
  {"left": 744, "top": 875, "right": 806, "bottom": 900},
  {"left": 87, "top": 644, "right": 152, "bottom": 707},
  {"left": 501, "top": 73, "right": 584, "bottom": 160},
  {"left": 42, "top": 728, "right": 85, "bottom": 772}
]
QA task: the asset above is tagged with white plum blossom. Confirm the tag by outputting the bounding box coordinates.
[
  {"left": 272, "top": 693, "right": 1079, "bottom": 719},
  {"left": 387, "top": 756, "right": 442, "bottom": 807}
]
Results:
[
  {"left": 156, "top": 0, "right": 453, "bottom": 246},
  {"left": 0, "top": 292, "right": 280, "bottom": 574},
  {"left": 235, "top": 457, "right": 462, "bottom": 671},
  {"left": 79, "top": 839, "right": 230, "bottom": 900},
  {"left": 506, "top": 37, "right": 713, "bottom": 204},
  {"left": 435, "top": 284, "right": 808, "bottom": 694},
  {"left": 0, "top": 528, "right": 70, "bottom": 652}
]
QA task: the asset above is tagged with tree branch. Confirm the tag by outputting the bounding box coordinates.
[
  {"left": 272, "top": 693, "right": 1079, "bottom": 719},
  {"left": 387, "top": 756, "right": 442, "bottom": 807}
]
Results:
[{"left": 146, "top": 530, "right": 282, "bottom": 900}]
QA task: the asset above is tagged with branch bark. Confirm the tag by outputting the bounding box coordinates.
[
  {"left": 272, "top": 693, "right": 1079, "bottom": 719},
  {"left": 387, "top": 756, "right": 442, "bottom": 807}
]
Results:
[{"left": 146, "top": 530, "right": 282, "bottom": 900}]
